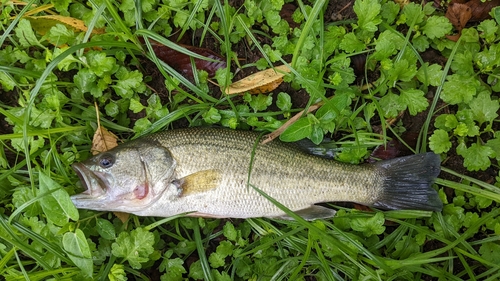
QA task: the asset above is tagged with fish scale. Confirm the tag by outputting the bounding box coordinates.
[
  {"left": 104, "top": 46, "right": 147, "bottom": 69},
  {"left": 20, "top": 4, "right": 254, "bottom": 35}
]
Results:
[{"left": 71, "top": 127, "right": 443, "bottom": 219}]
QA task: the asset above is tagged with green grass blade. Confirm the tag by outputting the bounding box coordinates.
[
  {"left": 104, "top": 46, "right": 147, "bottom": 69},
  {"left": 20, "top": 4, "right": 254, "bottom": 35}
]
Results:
[
  {"left": 133, "top": 103, "right": 211, "bottom": 138},
  {"left": 420, "top": 36, "right": 463, "bottom": 151},
  {"left": 0, "top": 246, "right": 16, "bottom": 276},
  {"left": 0, "top": 66, "right": 42, "bottom": 78},
  {"left": 288, "top": 231, "right": 312, "bottom": 279},
  {"left": 251, "top": 184, "right": 394, "bottom": 275},
  {"left": 441, "top": 167, "right": 500, "bottom": 194},
  {"left": 176, "top": 0, "right": 206, "bottom": 40},
  {"left": 235, "top": 14, "right": 273, "bottom": 68},
  {"left": 436, "top": 178, "right": 500, "bottom": 202},
  {"left": 13, "top": 221, "right": 72, "bottom": 264},
  {"left": 103, "top": 0, "right": 135, "bottom": 41},
  {"left": 0, "top": 0, "right": 37, "bottom": 46},
  {"left": 291, "top": 0, "right": 327, "bottom": 67},
  {"left": 0, "top": 216, "right": 51, "bottom": 270},
  {"left": 193, "top": 220, "right": 214, "bottom": 281}
]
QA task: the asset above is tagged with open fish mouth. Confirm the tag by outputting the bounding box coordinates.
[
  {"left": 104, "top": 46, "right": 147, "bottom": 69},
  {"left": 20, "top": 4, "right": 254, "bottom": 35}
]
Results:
[{"left": 71, "top": 163, "right": 107, "bottom": 204}]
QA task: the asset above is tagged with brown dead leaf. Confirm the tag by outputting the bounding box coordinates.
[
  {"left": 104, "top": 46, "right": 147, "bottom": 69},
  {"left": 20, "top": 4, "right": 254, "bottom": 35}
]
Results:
[
  {"left": 225, "top": 65, "right": 291, "bottom": 95},
  {"left": 446, "top": 33, "right": 462, "bottom": 41},
  {"left": 353, "top": 203, "right": 373, "bottom": 212},
  {"left": 91, "top": 126, "right": 119, "bottom": 155},
  {"left": 445, "top": 0, "right": 500, "bottom": 41},
  {"left": 114, "top": 212, "right": 130, "bottom": 223},
  {"left": 142, "top": 38, "right": 227, "bottom": 78},
  {"left": 395, "top": 0, "right": 411, "bottom": 7},
  {"left": 446, "top": 2, "right": 472, "bottom": 32},
  {"left": 91, "top": 102, "right": 119, "bottom": 155},
  {"left": 467, "top": 0, "right": 500, "bottom": 22}
]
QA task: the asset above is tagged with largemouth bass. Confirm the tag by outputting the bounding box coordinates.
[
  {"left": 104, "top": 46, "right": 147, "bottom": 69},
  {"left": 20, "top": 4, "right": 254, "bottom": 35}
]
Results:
[{"left": 71, "top": 127, "right": 442, "bottom": 220}]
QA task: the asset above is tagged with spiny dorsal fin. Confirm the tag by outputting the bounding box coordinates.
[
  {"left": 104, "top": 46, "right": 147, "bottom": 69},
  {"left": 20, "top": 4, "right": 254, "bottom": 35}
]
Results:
[{"left": 175, "top": 170, "right": 221, "bottom": 196}]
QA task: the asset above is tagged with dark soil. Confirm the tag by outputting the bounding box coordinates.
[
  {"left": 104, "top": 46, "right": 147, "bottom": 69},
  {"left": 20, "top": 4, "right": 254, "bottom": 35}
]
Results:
[
  {"left": 0, "top": 89, "right": 20, "bottom": 167},
  {"left": 0, "top": 89, "right": 16, "bottom": 135}
]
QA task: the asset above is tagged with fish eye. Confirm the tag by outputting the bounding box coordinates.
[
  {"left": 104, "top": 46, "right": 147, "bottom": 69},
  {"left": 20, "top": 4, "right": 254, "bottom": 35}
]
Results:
[{"left": 99, "top": 154, "right": 115, "bottom": 168}]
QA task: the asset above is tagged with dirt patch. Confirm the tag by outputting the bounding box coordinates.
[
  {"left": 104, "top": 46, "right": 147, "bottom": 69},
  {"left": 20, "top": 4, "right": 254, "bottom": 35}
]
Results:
[
  {"left": 325, "top": 0, "right": 357, "bottom": 22},
  {"left": 0, "top": 89, "right": 16, "bottom": 135}
]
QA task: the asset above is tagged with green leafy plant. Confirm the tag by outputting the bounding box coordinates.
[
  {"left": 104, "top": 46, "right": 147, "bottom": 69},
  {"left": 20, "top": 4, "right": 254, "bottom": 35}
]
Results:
[{"left": 1, "top": 0, "right": 500, "bottom": 280}]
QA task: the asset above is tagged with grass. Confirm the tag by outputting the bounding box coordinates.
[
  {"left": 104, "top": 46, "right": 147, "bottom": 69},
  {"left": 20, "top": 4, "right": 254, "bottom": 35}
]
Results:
[{"left": 1, "top": 0, "right": 500, "bottom": 280}]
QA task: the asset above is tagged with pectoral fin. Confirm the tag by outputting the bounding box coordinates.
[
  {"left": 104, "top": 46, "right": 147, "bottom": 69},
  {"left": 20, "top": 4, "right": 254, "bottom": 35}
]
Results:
[
  {"left": 274, "top": 205, "right": 336, "bottom": 221},
  {"left": 174, "top": 170, "right": 221, "bottom": 196}
]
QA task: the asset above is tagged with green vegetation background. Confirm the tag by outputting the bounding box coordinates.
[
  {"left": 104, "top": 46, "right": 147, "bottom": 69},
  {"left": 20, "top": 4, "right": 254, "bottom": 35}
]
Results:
[{"left": 1, "top": 0, "right": 500, "bottom": 280}]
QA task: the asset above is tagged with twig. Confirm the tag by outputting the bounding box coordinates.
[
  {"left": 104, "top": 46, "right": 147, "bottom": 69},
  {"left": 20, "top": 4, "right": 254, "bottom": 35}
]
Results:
[{"left": 261, "top": 100, "right": 324, "bottom": 144}]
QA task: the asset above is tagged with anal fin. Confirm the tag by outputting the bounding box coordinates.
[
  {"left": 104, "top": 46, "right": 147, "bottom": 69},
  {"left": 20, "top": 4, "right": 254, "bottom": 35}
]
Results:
[{"left": 274, "top": 205, "right": 336, "bottom": 221}]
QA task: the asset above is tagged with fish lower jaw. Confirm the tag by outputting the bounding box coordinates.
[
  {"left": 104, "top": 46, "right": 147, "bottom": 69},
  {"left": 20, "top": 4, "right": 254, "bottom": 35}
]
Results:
[
  {"left": 70, "top": 193, "right": 107, "bottom": 208},
  {"left": 72, "top": 163, "right": 109, "bottom": 198}
]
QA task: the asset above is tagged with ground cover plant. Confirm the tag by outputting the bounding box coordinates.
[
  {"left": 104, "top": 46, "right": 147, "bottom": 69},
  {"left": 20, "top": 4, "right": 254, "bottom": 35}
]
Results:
[{"left": 1, "top": 0, "right": 500, "bottom": 279}]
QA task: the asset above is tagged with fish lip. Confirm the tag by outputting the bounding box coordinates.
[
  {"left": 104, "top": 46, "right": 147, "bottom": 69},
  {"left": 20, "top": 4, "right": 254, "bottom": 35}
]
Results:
[{"left": 71, "top": 163, "right": 106, "bottom": 202}]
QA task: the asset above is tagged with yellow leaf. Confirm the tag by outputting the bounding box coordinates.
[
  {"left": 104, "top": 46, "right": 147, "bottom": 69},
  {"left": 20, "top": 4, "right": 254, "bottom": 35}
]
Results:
[
  {"left": 225, "top": 65, "right": 291, "bottom": 95},
  {"left": 114, "top": 212, "right": 130, "bottom": 223},
  {"left": 23, "top": 15, "right": 104, "bottom": 36},
  {"left": 91, "top": 103, "right": 118, "bottom": 155},
  {"left": 91, "top": 126, "right": 119, "bottom": 155}
]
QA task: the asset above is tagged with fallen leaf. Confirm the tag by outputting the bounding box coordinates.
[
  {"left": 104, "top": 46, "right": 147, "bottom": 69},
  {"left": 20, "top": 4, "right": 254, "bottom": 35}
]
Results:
[
  {"left": 11, "top": 2, "right": 104, "bottom": 38},
  {"left": 445, "top": 2, "right": 472, "bottom": 32},
  {"left": 353, "top": 203, "right": 373, "bottom": 212},
  {"left": 445, "top": 1, "right": 471, "bottom": 41},
  {"left": 445, "top": 0, "right": 500, "bottom": 41},
  {"left": 91, "top": 126, "right": 118, "bottom": 155},
  {"left": 446, "top": 33, "right": 462, "bottom": 41},
  {"left": 24, "top": 15, "right": 104, "bottom": 36},
  {"left": 114, "top": 212, "right": 130, "bottom": 224},
  {"left": 368, "top": 139, "right": 404, "bottom": 162},
  {"left": 143, "top": 39, "right": 226, "bottom": 78},
  {"left": 467, "top": 0, "right": 500, "bottom": 22},
  {"left": 91, "top": 102, "right": 119, "bottom": 155},
  {"left": 225, "top": 65, "right": 291, "bottom": 95}
]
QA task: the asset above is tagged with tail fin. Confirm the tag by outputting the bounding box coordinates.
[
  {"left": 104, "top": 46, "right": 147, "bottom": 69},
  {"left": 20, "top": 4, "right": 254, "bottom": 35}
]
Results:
[{"left": 372, "top": 153, "right": 443, "bottom": 212}]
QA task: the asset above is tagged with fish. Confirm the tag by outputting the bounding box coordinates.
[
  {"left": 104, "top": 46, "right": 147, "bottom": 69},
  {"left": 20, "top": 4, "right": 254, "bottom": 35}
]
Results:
[{"left": 71, "top": 127, "right": 443, "bottom": 220}]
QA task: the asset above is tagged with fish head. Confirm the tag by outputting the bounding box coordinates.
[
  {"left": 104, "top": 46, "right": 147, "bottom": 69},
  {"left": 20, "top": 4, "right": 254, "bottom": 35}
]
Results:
[{"left": 71, "top": 140, "right": 177, "bottom": 213}]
